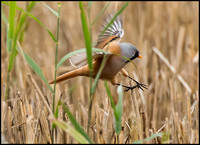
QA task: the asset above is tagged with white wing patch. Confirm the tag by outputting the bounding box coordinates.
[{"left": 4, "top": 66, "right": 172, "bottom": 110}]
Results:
[{"left": 100, "top": 14, "right": 124, "bottom": 40}]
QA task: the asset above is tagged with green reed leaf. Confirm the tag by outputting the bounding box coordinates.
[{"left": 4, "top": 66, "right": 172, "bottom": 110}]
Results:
[
  {"left": 79, "top": 1, "right": 93, "bottom": 71},
  {"left": 40, "top": 2, "right": 58, "bottom": 17},
  {"left": 23, "top": 51, "right": 53, "bottom": 93},
  {"left": 88, "top": 1, "right": 93, "bottom": 8},
  {"left": 2, "top": 1, "right": 57, "bottom": 42},
  {"left": 53, "top": 120, "right": 90, "bottom": 143},
  {"left": 91, "top": 2, "right": 110, "bottom": 25},
  {"left": 62, "top": 102, "right": 93, "bottom": 144},
  {"left": 56, "top": 48, "right": 108, "bottom": 69},
  {"left": 1, "top": 9, "right": 8, "bottom": 24},
  {"left": 104, "top": 82, "right": 123, "bottom": 135},
  {"left": 115, "top": 85, "right": 123, "bottom": 135},
  {"left": 9, "top": 1, "right": 16, "bottom": 40},
  {"left": 100, "top": 1, "right": 129, "bottom": 36},
  {"left": 52, "top": 99, "right": 61, "bottom": 129},
  {"left": 133, "top": 133, "right": 163, "bottom": 144}
]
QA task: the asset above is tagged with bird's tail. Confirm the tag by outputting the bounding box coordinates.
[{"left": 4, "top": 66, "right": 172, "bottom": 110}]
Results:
[{"left": 49, "top": 66, "right": 89, "bottom": 84}]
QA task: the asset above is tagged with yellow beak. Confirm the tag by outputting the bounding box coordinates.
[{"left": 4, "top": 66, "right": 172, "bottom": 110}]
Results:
[{"left": 138, "top": 54, "right": 143, "bottom": 59}]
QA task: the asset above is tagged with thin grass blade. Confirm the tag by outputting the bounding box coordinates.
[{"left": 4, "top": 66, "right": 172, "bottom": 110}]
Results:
[
  {"left": 87, "top": 51, "right": 109, "bottom": 132},
  {"left": 1, "top": 9, "right": 8, "bottom": 24},
  {"left": 115, "top": 85, "right": 123, "bottom": 135},
  {"left": 53, "top": 120, "right": 90, "bottom": 143},
  {"left": 100, "top": 1, "right": 129, "bottom": 36},
  {"left": 2, "top": 1, "right": 57, "bottom": 42},
  {"left": 79, "top": 1, "right": 93, "bottom": 71},
  {"left": 161, "top": 131, "right": 170, "bottom": 143},
  {"left": 40, "top": 2, "right": 58, "bottom": 17},
  {"left": 52, "top": 99, "right": 61, "bottom": 128},
  {"left": 17, "top": 7, "right": 57, "bottom": 42},
  {"left": 19, "top": 2, "right": 36, "bottom": 42},
  {"left": 91, "top": 2, "right": 110, "bottom": 25},
  {"left": 6, "top": 23, "right": 11, "bottom": 52},
  {"left": 20, "top": 50, "right": 53, "bottom": 93},
  {"left": 88, "top": 1, "right": 93, "bottom": 8},
  {"left": 7, "top": 1, "right": 16, "bottom": 72},
  {"left": 112, "top": 52, "right": 137, "bottom": 68},
  {"left": 104, "top": 81, "right": 115, "bottom": 109},
  {"left": 27, "top": 1, "right": 36, "bottom": 12},
  {"left": 90, "top": 53, "right": 108, "bottom": 95},
  {"left": 56, "top": 48, "right": 108, "bottom": 69},
  {"left": 62, "top": 102, "right": 93, "bottom": 144},
  {"left": 133, "top": 133, "right": 163, "bottom": 144},
  {"left": 104, "top": 81, "right": 123, "bottom": 135},
  {"left": 9, "top": 1, "right": 16, "bottom": 40},
  {"left": 2, "top": 9, "right": 9, "bottom": 52}
]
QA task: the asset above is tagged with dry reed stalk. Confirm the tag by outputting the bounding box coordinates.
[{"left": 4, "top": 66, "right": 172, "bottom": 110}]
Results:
[
  {"left": 114, "top": 2, "right": 119, "bottom": 11},
  {"left": 34, "top": 97, "right": 41, "bottom": 143},
  {"left": 133, "top": 72, "right": 146, "bottom": 105},
  {"left": 18, "top": 96, "right": 26, "bottom": 143},
  {"left": 186, "top": 95, "right": 192, "bottom": 133},
  {"left": 12, "top": 99, "right": 22, "bottom": 143},
  {"left": 193, "top": 51, "right": 199, "bottom": 63},
  {"left": 164, "top": 117, "right": 170, "bottom": 144},
  {"left": 152, "top": 72, "right": 159, "bottom": 129},
  {"left": 152, "top": 47, "right": 192, "bottom": 94},
  {"left": 40, "top": 110, "right": 52, "bottom": 143},
  {"left": 140, "top": 110, "right": 150, "bottom": 142},
  {"left": 5, "top": 106, "right": 13, "bottom": 143},
  {"left": 131, "top": 89, "right": 143, "bottom": 141},
  {"left": 176, "top": 26, "right": 185, "bottom": 69},
  {"left": 17, "top": 41, "right": 53, "bottom": 116},
  {"left": 27, "top": 74, "right": 53, "bottom": 116}
]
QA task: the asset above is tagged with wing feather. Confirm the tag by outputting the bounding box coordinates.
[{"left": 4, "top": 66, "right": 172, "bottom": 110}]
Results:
[
  {"left": 69, "top": 51, "right": 112, "bottom": 68},
  {"left": 70, "top": 14, "right": 124, "bottom": 68},
  {"left": 95, "top": 14, "right": 124, "bottom": 49}
]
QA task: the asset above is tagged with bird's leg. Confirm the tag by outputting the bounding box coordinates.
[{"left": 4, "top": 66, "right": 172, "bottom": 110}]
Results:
[
  {"left": 115, "top": 75, "right": 148, "bottom": 92},
  {"left": 116, "top": 82, "right": 148, "bottom": 92},
  {"left": 116, "top": 83, "right": 138, "bottom": 92},
  {"left": 112, "top": 71, "right": 148, "bottom": 92},
  {"left": 120, "top": 69, "right": 148, "bottom": 90},
  {"left": 126, "top": 75, "right": 148, "bottom": 91}
]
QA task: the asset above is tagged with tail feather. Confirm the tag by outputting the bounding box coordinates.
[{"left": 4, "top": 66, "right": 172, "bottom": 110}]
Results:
[{"left": 49, "top": 66, "right": 89, "bottom": 84}]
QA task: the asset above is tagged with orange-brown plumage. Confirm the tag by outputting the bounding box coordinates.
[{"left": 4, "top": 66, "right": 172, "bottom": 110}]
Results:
[
  {"left": 95, "top": 35, "right": 120, "bottom": 49},
  {"left": 49, "top": 14, "right": 147, "bottom": 92},
  {"left": 49, "top": 65, "right": 90, "bottom": 84},
  {"left": 49, "top": 41, "right": 122, "bottom": 84}
]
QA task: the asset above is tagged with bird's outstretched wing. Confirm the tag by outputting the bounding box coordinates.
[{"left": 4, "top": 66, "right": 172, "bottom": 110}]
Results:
[
  {"left": 95, "top": 14, "right": 124, "bottom": 49},
  {"left": 69, "top": 14, "right": 123, "bottom": 68},
  {"left": 69, "top": 51, "right": 111, "bottom": 68}
]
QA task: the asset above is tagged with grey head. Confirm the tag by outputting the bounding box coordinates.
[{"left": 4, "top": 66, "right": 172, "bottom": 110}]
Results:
[{"left": 119, "top": 43, "right": 142, "bottom": 63}]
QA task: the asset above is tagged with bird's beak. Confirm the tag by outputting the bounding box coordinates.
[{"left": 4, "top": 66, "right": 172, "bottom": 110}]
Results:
[{"left": 138, "top": 54, "right": 143, "bottom": 59}]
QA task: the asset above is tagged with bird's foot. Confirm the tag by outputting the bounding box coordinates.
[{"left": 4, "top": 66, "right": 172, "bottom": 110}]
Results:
[{"left": 123, "top": 82, "right": 148, "bottom": 92}]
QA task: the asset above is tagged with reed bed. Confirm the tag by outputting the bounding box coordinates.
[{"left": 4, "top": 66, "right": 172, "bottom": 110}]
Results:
[{"left": 1, "top": 1, "right": 199, "bottom": 144}]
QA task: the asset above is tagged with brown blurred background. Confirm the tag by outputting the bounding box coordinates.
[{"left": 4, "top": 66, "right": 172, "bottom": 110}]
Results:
[{"left": 1, "top": 1, "right": 199, "bottom": 143}]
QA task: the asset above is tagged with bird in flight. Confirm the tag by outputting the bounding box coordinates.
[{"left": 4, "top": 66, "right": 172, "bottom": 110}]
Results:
[{"left": 49, "top": 14, "right": 148, "bottom": 92}]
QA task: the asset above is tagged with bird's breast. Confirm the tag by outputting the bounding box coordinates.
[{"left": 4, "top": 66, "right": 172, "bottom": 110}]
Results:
[{"left": 96, "top": 55, "right": 125, "bottom": 80}]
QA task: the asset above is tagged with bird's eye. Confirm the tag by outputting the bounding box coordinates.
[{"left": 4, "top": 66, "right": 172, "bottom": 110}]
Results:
[{"left": 135, "top": 51, "right": 139, "bottom": 57}]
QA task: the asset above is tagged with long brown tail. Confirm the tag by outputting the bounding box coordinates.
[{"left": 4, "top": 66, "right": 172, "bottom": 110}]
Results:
[{"left": 49, "top": 66, "right": 90, "bottom": 84}]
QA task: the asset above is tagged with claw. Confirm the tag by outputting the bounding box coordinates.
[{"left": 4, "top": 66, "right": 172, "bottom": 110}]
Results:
[
  {"left": 122, "top": 83, "right": 144, "bottom": 92},
  {"left": 116, "top": 77, "right": 148, "bottom": 92},
  {"left": 127, "top": 76, "right": 148, "bottom": 91}
]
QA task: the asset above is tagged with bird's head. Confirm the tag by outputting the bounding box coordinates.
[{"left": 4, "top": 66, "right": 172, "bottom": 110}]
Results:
[{"left": 119, "top": 43, "right": 142, "bottom": 63}]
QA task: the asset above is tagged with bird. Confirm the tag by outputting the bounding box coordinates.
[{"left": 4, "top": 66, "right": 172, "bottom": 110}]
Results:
[{"left": 49, "top": 14, "right": 147, "bottom": 92}]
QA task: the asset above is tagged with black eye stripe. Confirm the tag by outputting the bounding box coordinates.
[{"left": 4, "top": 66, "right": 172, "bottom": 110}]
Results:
[
  {"left": 130, "top": 55, "right": 136, "bottom": 60},
  {"left": 125, "top": 51, "right": 139, "bottom": 63}
]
